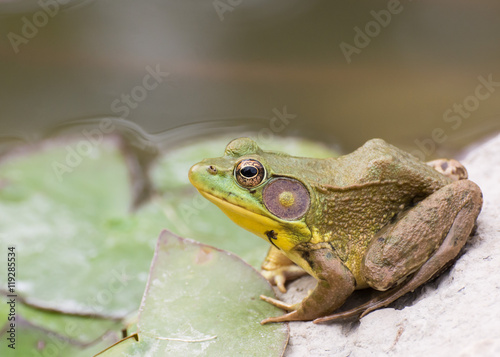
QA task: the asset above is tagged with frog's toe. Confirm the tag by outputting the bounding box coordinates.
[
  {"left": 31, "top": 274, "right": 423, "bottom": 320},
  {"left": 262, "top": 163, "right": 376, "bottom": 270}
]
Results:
[
  {"left": 275, "top": 276, "right": 287, "bottom": 293},
  {"left": 259, "top": 295, "right": 295, "bottom": 311},
  {"left": 313, "top": 301, "right": 384, "bottom": 323},
  {"left": 313, "top": 307, "right": 365, "bottom": 323},
  {"left": 260, "top": 310, "right": 311, "bottom": 324},
  {"left": 260, "top": 312, "right": 296, "bottom": 324},
  {"left": 427, "top": 159, "right": 468, "bottom": 181}
]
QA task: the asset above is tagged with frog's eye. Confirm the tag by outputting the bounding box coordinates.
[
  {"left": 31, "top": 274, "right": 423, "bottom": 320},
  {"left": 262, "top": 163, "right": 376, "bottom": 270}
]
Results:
[
  {"left": 263, "top": 178, "right": 310, "bottom": 221},
  {"left": 234, "top": 159, "right": 266, "bottom": 188}
]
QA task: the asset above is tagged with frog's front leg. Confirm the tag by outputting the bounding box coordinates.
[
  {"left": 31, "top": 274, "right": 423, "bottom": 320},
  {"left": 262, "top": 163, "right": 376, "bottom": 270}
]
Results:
[
  {"left": 316, "top": 179, "right": 482, "bottom": 323},
  {"left": 261, "top": 246, "right": 307, "bottom": 293},
  {"left": 260, "top": 243, "right": 356, "bottom": 324}
]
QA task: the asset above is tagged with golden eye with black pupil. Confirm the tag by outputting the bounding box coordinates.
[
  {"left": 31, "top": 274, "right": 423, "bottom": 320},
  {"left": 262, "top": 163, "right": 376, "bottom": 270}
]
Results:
[{"left": 234, "top": 159, "right": 266, "bottom": 188}]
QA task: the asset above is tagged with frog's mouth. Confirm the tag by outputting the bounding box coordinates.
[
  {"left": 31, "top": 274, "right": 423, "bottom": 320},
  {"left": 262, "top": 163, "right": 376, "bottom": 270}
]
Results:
[
  {"left": 196, "top": 190, "right": 309, "bottom": 252},
  {"left": 197, "top": 190, "right": 270, "bottom": 227}
]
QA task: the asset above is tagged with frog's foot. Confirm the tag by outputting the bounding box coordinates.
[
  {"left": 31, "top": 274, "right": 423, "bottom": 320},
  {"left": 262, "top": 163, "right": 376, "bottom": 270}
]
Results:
[
  {"left": 259, "top": 297, "right": 325, "bottom": 324},
  {"left": 261, "top": 265, "right": 307, "bottom": 293},
  {"left": 315, "top": 179, "right": 482, "bottom": 324},
  {"left": 259, "top": 296, "right": 303, "bottom": 324},
  {"left": 427, "top": 159, "right": 468, "bottom": 181},
  {"left": 261, "top": 246, "right": 307, "bottom": 293}
]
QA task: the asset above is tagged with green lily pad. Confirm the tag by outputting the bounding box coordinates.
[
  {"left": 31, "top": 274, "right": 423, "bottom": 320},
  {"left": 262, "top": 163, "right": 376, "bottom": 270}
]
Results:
[
  {"left": 0, "top": 137, "right": 167, "bottom": 317},
  {"left": 14, "top": 303, "right": 122, "bottom": 344},
  {"left": 96, "top": 230, "right": 289, "bottom": 357},
  {"left": 0, "top": 319, "right": 117, "bottom": 357},
  {"left": 151, "top": 134, "right": 337, "bottom": 267}
]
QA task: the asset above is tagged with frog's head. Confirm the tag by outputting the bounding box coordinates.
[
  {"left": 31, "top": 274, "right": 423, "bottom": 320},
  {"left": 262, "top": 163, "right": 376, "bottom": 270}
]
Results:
[{"left": 188, "top": 138, "right": 312, "bottom": 252}]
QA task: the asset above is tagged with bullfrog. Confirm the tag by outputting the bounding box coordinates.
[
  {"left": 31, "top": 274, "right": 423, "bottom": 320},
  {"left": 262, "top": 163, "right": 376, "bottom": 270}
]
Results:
[{"left": 188, "top": 138, "right": 482, "bottom": 324}]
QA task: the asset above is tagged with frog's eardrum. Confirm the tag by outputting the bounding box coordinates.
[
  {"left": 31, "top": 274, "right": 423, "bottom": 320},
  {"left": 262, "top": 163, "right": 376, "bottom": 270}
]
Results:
[{"left": 263, "top": 178, "right": 310, "bottom": 221}]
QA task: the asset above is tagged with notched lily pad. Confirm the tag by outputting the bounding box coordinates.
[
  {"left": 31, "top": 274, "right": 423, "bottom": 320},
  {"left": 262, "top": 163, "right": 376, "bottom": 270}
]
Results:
[{"left": 96, "top": 230, "right": 289, "bottom": 357}]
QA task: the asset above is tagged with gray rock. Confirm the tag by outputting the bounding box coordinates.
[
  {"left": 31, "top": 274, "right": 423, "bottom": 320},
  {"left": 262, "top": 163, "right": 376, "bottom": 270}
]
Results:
[{"left": 283, "top": 133, "right": 500, "bottom": 357}]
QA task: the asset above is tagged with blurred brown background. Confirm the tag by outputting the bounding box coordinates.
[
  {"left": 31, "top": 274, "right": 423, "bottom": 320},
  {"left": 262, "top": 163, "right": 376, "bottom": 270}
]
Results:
[{"left": 1, "top": 0, "right": 499, "bottom": 157}]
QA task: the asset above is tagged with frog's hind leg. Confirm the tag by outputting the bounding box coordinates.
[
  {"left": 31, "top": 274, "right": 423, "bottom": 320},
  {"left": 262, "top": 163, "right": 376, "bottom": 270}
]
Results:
[{"left": 314, "top": 179, "right": 482, "bottom": 323}]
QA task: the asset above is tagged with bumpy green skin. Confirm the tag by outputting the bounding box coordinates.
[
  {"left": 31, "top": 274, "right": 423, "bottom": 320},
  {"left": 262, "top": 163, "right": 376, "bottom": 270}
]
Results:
[
  {"left": 189, "top": 138, "right": 482, "bottom": 323},
  {"left": 301, "top": 138, "right": 453, "bottom": 285}
]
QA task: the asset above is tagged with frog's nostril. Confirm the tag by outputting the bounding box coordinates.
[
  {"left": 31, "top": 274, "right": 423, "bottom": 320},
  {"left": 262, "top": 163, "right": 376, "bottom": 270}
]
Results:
[{"left": 207, "top": 165, "right": 218, "bottom": 175}]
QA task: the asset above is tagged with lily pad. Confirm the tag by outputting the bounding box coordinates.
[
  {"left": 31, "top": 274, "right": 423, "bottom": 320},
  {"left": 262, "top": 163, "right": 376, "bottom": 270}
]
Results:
[
  {"left": 0, "top": 319, "right": 117, "bottom": 357},
  {"left": 14, "top": 303, "right": 123, "bottom": 344},
  {"left": 0, "top": 137, "right": 168, "bottom": 317},
  {"left": 96, "top": 230, "right": 289, "bottom": 357}
]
